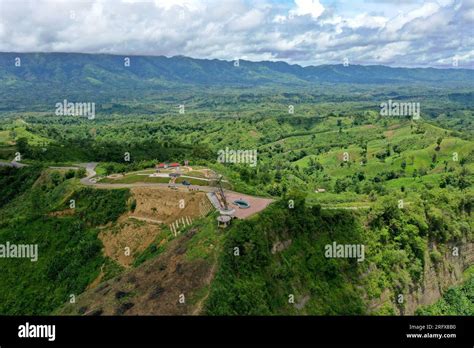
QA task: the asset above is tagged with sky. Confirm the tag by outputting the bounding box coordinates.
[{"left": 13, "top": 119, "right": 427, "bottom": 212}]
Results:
[{"left": 0, "top": 0, "right": 472, "bottom": 68}]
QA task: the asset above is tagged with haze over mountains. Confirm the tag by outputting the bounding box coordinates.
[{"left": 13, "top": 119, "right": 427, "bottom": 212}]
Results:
[{"left": 1, "top": 52, "right": 473, "bottom": 109}]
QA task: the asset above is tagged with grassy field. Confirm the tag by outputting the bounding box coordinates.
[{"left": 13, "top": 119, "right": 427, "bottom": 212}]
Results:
[
  {"left": 99, "top": 173, "right": 209, "bottom": 186},
  {"left": 0, "top": 130, "right": 12, "bottom": 143}
]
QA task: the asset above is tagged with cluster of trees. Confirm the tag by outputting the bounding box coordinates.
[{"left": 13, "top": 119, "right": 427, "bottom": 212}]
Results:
[
  {"left": 16, "top": 137, "right": 214, "bottom": 164},
  {"left": 205, "top": 186, "right": 472, "bottom": 315},
  {"left": 70, "top": 188, "right": 131, "bottom": 226},
  {"left": 416, "top": 274, "right": 474, "bottom": 315},
  {"left": 0, "top": 165, "right": 43, "bottom": 209},
  {"left": 0, "top": 216, "right": 104, "bottom": 315},
  {"left": 333, "top": 172, "right": 390, "bottom": 195},
  {"left": 0, "top": 167, "right": 135, "bottom": 314},
  {"left": 439, "top": 168, "right": 471, "bottom": 190},
  {"left": 206, "top": 195, "right": 366, "bottom": 315},
  {"left": 102, "top": 160, "right": 156, "bottom": 175}
]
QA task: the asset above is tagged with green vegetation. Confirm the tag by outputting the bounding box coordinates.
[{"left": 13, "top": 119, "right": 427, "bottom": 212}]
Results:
[
  {"left": 132, "top": 238, "right": 167, "bottom": 267},
  {"left": 0, "top": 168, "right": 131, "bottom": 315},
  {"left": 206, "top": 197, "right": 366, "bottom": 315},
  {"left": 185, "top": 213, "right": 224, "bottom": 262},
  {"left": 99, "top": 174, "right": 209, "bottom": 186},
  {"left": 0, "top": 165, "right": 43, "bottom": 208},
  {"left": 205, "top": 190, "right": 472, "bottom": 315},
  {"left": 0, "top": 217, "right": 103, "bottom": 315},
  {"left": 0, "top": 53, "right": 472, "bottom": 315},
  {"left": 416, "top": 267, "right": 474, "bottom": 315},
  {"left": 70, "top": 187, "right": 130, "bottom": 226}
]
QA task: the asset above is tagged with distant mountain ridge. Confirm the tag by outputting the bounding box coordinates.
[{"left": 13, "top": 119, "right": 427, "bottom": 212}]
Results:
[{"left": 0, "top": 52, "right": 473, "bottom": 108}]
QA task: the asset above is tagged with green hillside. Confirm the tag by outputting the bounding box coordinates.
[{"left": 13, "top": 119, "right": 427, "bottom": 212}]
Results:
[
  {"left": 0, "top": 167, "right": 131, "bottom": 315},
  {"left": 0, "top": 54, "right": 472, "bottom": 316},
  {"left": 416, "top": 267, "right": 474, "bottom": 315},
  {"left": 1, "top": 53, "right": 473, "bottom": 111}
]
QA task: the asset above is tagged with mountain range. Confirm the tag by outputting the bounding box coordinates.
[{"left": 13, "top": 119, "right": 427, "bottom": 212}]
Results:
[{"left": 0, "top": 52, "right": 473, "bottom": 109}]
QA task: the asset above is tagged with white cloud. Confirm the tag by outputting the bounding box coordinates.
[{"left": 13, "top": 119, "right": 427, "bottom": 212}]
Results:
[
  {"left": 344, "top": 14, "right": 388, "bottom": 29},
  {"left": 228, "top": 9, "right": 266, "bottom": 31},
  {"left": 272, "top": 14, "right": 287, "bottom": 23},
  {"left": 0, "top": 0, "right": 471, "bottom": 68},
  {"left": 383, "top": 2, "right": 441, "bottom": 34},
  {"left": 152, "top": 0, "right": 202, "bottom": 11},
  {"left": 290, "top": 0, "right": 325, "bottom": 19}
]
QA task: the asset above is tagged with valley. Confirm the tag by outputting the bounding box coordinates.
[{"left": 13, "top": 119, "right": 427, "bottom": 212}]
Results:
[{"left": 0, "top": 53, "right": 472, "bottom": 317}]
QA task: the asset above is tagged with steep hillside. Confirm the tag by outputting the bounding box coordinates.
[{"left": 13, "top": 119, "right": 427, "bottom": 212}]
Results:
[
  {"left": 205, "top": 192, "right": 472, "bottom": 315},
  {"left": 0, "top": 165, "right": 222, "bottom": 315},
  {"left": 0, "top": 167, "right": 131, "bottom": 315},
  {"left": 416, "top": 266, "right": 474, "bottom": 315},
  {"left": 1, "top": 52, "right": 473, "bottom": 109},
  {"left": 58, "top": 214, "right": 222, "bottom": 315}
]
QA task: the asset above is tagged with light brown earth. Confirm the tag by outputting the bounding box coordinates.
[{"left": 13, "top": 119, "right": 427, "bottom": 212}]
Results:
[
  {"left": 99, "top": 218, "right": 163, "bottom": 267},
  {"left": 129, "top": 187, "right": 210, "bottom": 224},
  {"left": 249, "top": 130, "right": 259, "bottom": 138},
  {"left": 384, "top": 130, "right": 395, "bottom": 139},
  {"left": 87, "top": 265, "right": 105, "bottom": 290},
  {"left": 98, "top": 187, "right": 213, "bottom": 267},
  {"left": 57, "top": 177, "right": 274, "bottom": 315},
  {"left": 58, "top": 227, "right": 219, "bottom": 316},
  {"left": 48, "top": 209, "right": 75, "bottom": 217}
]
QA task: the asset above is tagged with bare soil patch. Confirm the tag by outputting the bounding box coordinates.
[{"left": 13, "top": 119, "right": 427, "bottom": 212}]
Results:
[
  {"left": 130, "top": 187, "right": 211, "bottom": 224},
  {"left": 99, "top": 218, "right": 162, "bottom": 267},
  {"left": 98, "top": 187, "right": 213, "bottom": 267},
  {"left": 59, "top": 228, "right": 217, "bottom": 315},
  {"left": 48, "top": 209, "right": 75, "bottom": 217},
  {"left": 384, "top": 130, "right": 395, "bottom": 139},
  {"left": 87, "top": 264, "right": 105, "bottom": 290}
]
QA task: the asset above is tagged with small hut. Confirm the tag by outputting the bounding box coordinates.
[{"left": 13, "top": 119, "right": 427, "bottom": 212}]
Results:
[{"left": 217, "top": 215, "right": 232, "bottom": 229}]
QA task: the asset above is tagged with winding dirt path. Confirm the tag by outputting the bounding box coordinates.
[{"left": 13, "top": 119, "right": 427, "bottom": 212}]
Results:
[{"left": 191, "top": 257, "right": 219, "bottom": 315}]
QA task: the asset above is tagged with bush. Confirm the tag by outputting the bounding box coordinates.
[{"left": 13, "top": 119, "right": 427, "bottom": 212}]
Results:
[{"left": 71, "top": 188, "right": 131, "bottom": 226}]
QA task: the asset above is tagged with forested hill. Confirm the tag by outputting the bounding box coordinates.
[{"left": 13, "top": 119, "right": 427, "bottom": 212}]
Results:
[
  {"left": 1, "top": 52, "right": 473, "bottom": 108},
  {"left": 1, "top": 52, "right": 472, "bottom": 86}
]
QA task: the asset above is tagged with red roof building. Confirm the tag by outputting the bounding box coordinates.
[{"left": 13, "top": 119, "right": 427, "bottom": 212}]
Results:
[{"left": 156, "top": 162, "right": 181, "bottom": 169}]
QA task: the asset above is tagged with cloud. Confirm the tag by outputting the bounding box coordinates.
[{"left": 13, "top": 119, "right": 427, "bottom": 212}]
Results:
[
  {"left": 228, "top": 8, "right": 266, "bottom": 31},
  {"left": 0, "top": 0, "right": 471, "bottom": 68},
  {"left": 290, "top": 0, "right": 325, "bottom": 19}
]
